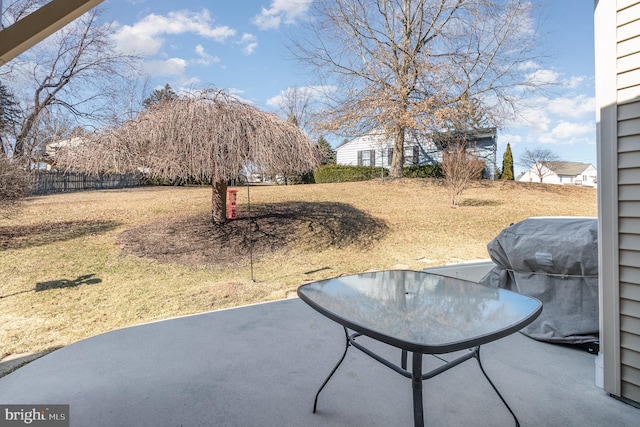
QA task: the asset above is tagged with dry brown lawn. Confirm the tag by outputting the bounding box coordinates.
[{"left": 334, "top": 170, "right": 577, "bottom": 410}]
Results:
[{"left": 0, "top": 179, "right": 596, "bottom": 359}]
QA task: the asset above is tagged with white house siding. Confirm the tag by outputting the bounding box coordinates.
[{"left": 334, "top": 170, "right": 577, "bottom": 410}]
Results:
[
  {"left": 517, "top": 163, "right": 598, "bottom": 187},
  {"left": 580, "top": 164, "right": 599, "bottom": 186},
  {"left": 336, "top": 129, "right": 497, "bottom": 178},
  {"left": 518, "top": 165, "right": 557, "bottom": 184},
  {"left": 596, "top": 0, "right": 640, "bottom": 404},
  {"left": 335, "top": 133, "right": 389, "bottom": 167}
]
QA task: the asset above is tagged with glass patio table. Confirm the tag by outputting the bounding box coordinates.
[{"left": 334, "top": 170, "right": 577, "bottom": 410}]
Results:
[{"left": 297, "top": 270, "right": 542, "bottom": 427}]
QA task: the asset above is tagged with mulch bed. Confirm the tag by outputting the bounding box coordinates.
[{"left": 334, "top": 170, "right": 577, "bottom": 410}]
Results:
[{"left": 117, "top": 202, "right": 388, "bottom": 267}]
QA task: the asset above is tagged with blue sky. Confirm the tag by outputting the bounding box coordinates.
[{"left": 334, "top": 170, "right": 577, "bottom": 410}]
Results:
[{"left": 101, "top": 0, "right": 596, "bottom": 175}]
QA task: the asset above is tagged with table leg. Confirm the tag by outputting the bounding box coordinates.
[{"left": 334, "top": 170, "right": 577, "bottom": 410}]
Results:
[
  {"left": 475, "top": 346, "right": 520, "bottom": 427},
  {"left": 313, "top": 326, "right": 350, "bottom": 413},
  {"left": 412, "top": 352, "right": 424, "bottom": 427}
]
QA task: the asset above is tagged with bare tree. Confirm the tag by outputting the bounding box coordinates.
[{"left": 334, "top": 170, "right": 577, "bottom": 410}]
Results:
[
  {"left": 293, "top": 0, "right": 543, "bottom": 178},
  {"left": 518, "top": 148, "right": 560, "bottom": 183},
  {"left": 440, "top": 137, "right": 484, "bottom": 207},
  {"left": 58, "top": 90, "right": 322, "bottom": 223},
  {"left": 436, "top": 91, "right": 492, "bottom": 204},
  {"left": 105, "top": 74, "right": 152, "bottom": 125},
  {"left": 0, "top": 156, "right": 31, "bottom": 215},
  {"left": 269, "top": 86, "right": 318, "bottom": 134},
  {"left": 1, "top": 0, "right": 45, "bottom": 28},
  {"left": 4, "top": 8, "right": 136, "bottom": 166}
]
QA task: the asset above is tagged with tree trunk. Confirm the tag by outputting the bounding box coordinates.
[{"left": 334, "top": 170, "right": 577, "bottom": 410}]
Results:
[
  {"left": 211, "top": 179, "right": 227, "bottom": 224},
  {"left": 389, "top": 125, "right": 405, "bottom": 178},
  {"left": 14, "top": 122, "right": 31, "bottom": 159},
  {"left": 15, "top": 94, "right": 46, "bottom": 162}
]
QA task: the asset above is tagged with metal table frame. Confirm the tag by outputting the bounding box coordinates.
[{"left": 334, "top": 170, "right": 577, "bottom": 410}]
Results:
[
  {"left": 313, "top": 327, "right": 522, "bottom": 427},
  {"left": 298, "top": 271, "right": 542, "bottom": 427}
]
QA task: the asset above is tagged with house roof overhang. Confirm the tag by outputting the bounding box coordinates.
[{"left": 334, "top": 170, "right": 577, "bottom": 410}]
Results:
[
  {"left": 546, "top": 161, "right": 594, "bottom": 176},
  {"left": 0, "top": 0, "right": 104, "bottom": 66}
]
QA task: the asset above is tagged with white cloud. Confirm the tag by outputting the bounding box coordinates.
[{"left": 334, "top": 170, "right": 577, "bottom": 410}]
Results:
[
  {"left": 243, "top": 42, "right": 259, "bottom": 55},
  {"left": 500, "top": 133, "right": 523, "bottom": 145},
  {"left": 509, "top": 100, "right": 552, "bottom": 134},
  {"left": 525, "top": 69, "right": 560, "bottom": 86},
  {"left": 266, "top": 93, "right": 285, "bottom": 108},
  {"left": 227, "top": 88, "right": 246, "bottom": 96},
  {"left": 112, "top": 23, "right": 163, "bottom": 56},
  {"left": 113, "top": 10, "right": 236, "bottom": 55},
  {"left": 504, "top": 88, "right": 596, "bottom": 150},
  {"left": 239, "top": 33, "right": 258, "bottom": 55},
  {"left": 509, "top": 93, "right": 595, "bottom": 132},
  {"left": 226, "top": 88, "right": 254, "bottom": 104},
  {"left": 517, "top": 60, "right": 540, "bottom": 70},
  {"left": 194, "top": 44, "right": 220, "bottom": 65},
  {"left": 546, "top": 95, "right": 595, "bottom": 119},
  {"left": 266, "top": 85, "right": 335, "bottom": 108},
  {"left": 177, "top": 77, "right": 202, "bottom": 90},
  {"left": 252, "top": 0, "right": 312, "bottom": 30},
  {"left": 551, "top": 122, "right": 596, "bottom": 141},
  {"left": 252, "top": 12, "right": 281, "bottom": 30},
  {"left": 563, "top": 75, "right": 585, "bottom": 89},
  {"left": 142, "top": 58, "right": 187, "bottom": 77}
]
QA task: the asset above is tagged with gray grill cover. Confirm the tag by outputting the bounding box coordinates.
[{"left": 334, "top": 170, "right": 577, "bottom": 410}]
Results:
[{"left": 479, "top": 217, "right": 598, "bottom": 344}]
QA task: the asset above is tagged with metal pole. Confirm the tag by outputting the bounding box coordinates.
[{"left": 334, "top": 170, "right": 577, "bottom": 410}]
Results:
[
  {"left": 381, "top": 148, "right": 385, "bottom": 182},
  {"left": 247, "top": 179, "right": 254, "bottom": 282},
  {"left": 412, "top": 352, "right": 424, "bottom": 427}
]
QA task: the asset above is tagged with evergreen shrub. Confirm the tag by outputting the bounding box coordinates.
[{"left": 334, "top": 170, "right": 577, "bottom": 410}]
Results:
[
  {"left": 403, "top": 164, "right": 444, "bottom": 178},
  {"left": 314, "top": 164, "right": 387, "bottom": 183}
]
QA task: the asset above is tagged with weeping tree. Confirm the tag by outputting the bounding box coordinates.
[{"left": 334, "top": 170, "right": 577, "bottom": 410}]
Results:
[{"left": 58, "top": 90, "right": 322, "bottom": 223}]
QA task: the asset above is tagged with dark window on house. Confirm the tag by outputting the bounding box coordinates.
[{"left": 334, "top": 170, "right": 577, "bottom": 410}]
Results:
[
  {"left": 387, "top": 146, "right": 419, "bottom": 166},
  {"left": 404, "top": 146, "right": 419, "bottom": 165},
  {"left": 357, "top": 150, "right": 376, "bottom": 166}
]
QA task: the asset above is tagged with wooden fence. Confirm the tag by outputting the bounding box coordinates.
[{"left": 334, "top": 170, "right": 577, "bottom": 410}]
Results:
[{"left": 31, "top": 171, "right": 145, "bottom": 195}]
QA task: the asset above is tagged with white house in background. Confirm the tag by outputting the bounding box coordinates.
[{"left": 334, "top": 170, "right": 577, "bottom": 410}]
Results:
[
  {"left": 335, "top": 127, "right": 498, "bottom": 179},
  {"left": 518, "top": 161, "right": 598, "bottom": 187},
  {"left": 42, "top": 136, "right": 87, "bottom": 170}
]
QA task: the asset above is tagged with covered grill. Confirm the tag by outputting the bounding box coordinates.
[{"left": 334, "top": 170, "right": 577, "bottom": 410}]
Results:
[{"left": 480, "top": 217, "right": 599, "bottom": 349}]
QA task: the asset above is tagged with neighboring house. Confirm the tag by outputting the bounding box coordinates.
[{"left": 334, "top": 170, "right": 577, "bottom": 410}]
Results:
[
  {"left": 335, "top": 127, "right": 498, "bottom": 179},
  {"left": 595, "top": 0, "right": 640, "bottom": 406},
  {"left": 42, "top": 136, "right": 87, "bottom": 170},
  {"left": 518, "top": 161, "right": 598, "bottom": 187}
]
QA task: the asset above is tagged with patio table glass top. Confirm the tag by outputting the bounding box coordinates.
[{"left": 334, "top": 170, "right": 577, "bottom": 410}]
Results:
[{"left": 297, "top": 270, "right": 542, "bottom": 354}]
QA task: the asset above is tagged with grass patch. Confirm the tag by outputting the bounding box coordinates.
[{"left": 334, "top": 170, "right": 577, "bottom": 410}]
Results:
[{"left": 0, "top": 180, "right": 597, "bottom": 356}]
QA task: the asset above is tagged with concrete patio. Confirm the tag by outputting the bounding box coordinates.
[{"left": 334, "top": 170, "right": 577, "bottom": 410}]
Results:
[{"left": 0, "top": 295, "right": 638, "bottom": 427}]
